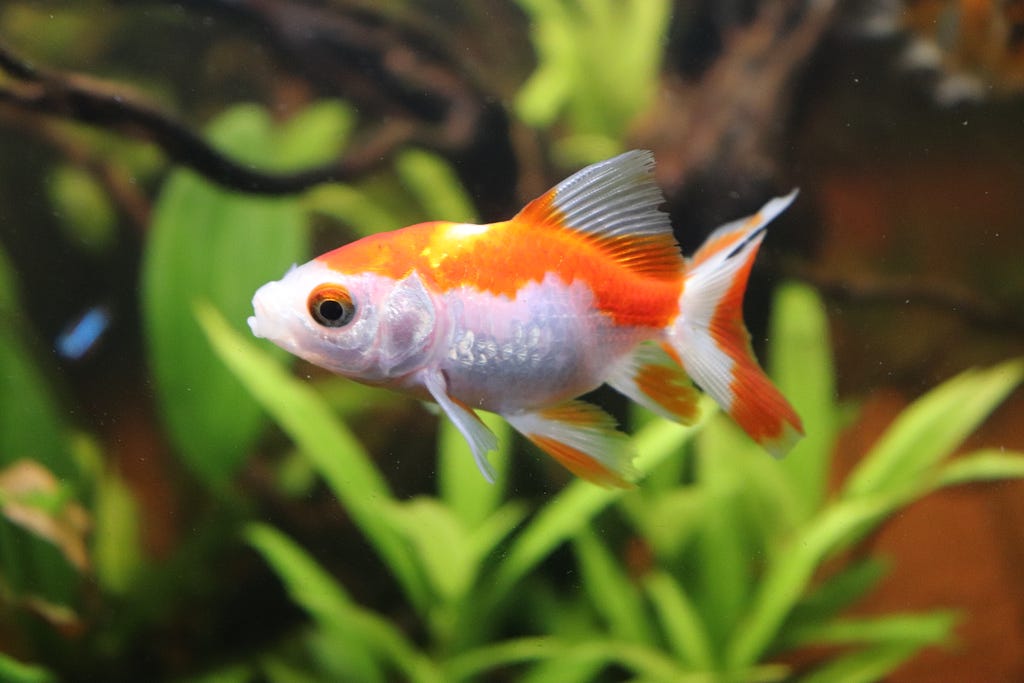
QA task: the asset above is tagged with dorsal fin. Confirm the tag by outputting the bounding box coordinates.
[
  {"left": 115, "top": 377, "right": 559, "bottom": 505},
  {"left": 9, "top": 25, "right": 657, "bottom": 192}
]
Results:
[{"left": 514, "top": 150, "right": 685, "bottom": 279}]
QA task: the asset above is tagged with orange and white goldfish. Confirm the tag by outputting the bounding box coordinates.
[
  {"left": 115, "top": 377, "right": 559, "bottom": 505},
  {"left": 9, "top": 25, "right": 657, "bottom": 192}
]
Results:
[{"left": 248, "top": 150, "right": 802, "bottom": 486}]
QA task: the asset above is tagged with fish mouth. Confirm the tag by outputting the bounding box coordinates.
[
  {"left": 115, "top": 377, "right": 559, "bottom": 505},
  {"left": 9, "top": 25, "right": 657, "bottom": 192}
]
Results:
[
  {"left": 247, "top": 314, "right": 261, "bottom": 338},
  {"left": 248, "top": 281, "right": 305, "bottom": 354},
  {"left": 249, "top": 282, "right": 279, "bottom": 340}
]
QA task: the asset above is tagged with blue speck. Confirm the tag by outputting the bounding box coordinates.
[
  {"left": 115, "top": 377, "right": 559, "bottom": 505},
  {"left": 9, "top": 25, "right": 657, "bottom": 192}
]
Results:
[{"left": 56, "top": 306, "right": 112, "bottom": 360}]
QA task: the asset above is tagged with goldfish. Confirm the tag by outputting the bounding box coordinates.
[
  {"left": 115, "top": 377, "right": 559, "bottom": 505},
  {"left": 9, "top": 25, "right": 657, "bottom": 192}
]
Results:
[{"left": 248, "top": 150, "right": 802, "bottom": 486}]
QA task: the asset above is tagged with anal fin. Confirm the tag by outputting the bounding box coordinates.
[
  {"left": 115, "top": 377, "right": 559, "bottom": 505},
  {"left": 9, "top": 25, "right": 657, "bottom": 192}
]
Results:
[
  {"left": 505, "top": 401, "right": 637, "bottom": 488},
  {"left": 422, "top": 369, "right": 498, "bottom": 482},
  {"left": 607, "top": 342, "right": 701, "bottom": 425}
]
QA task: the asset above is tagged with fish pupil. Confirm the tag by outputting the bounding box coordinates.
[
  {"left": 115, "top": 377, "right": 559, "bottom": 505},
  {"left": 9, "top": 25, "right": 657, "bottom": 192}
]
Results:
[
  {"left": 319, "top": 300, "right": 344, "bottom": 321},
  {"left": 307, "top": 287, "right": 355, "bottom": 328}
]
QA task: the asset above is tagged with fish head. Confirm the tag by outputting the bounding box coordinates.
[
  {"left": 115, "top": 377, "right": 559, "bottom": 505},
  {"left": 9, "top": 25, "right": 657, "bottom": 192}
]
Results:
[{"left": 248, "top": 259, "right": 439, "bottom": 384}]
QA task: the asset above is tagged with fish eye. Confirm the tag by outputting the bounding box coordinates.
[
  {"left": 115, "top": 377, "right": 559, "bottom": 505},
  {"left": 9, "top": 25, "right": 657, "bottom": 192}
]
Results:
[{"left": 307, "top": 284, "right": 356, "bottom": 328}]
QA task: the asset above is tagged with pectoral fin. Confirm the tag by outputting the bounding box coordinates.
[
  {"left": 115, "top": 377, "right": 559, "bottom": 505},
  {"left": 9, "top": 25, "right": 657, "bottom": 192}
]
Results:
[
  {"left": 422, "top": 370, "right": 498, "bottom": 483},
  {"left": 505, "top": 401, "right": 637, "bottom": 488}
]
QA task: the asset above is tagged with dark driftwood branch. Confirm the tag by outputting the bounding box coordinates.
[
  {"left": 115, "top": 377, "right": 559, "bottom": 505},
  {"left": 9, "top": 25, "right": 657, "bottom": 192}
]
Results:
[
  {"left": 169, "top": 0, "right": 520, "bottom": 217},
  {"left": 0, "top": 41, "right": 411, "bottom": 195}
]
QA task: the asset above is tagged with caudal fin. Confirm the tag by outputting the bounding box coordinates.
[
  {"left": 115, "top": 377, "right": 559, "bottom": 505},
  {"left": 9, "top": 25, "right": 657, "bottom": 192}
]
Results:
[{"left": 669, "top": 191, "right": 803, "bottom": 457}]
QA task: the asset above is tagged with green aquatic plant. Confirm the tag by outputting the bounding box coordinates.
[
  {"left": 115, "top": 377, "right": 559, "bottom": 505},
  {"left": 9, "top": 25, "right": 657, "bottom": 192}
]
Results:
[
  {"left": 514, "top": 0, "right": 672, "bottom": 164},
  {"left": 523, "top": 284, "right": 1024, "bottom": 682},
  {"left": 194, "top": 281, "right": 1024, "bottom": 682},
  {"left": 143, "top": 101, "right": 353, "bottom": 486}
]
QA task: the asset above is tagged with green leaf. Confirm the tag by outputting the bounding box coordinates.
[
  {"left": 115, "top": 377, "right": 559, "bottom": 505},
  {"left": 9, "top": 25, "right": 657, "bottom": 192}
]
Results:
[
  {"left": 514, "top": 1, "right": 576, "bottom": 127},
  {"left": 395, "top": 149, "right": 478, "bottom": 223},
  {"left": 382, "top": 498, "right": 473, "bottom": 603},
  {"left": 0, "top": 248, "right": 73, "bottom": 478},
  {"left": 143, "top": 105, "right": 310, "bottom": 486},
  {"left": 439, "top": 411, "right": 511, "bottom": 530},
  {"left": 305, "top": 184, "right": 403, "bottom": 238},
  {"left": 0, "top": 246, "right": 78, "bottom": 603},
  {"left": 624, "top": 487, "right": 705, "bottom": 560},
  {"left": 643, "top": 570, "right": 714, "bottom": 670},
  {"left": 574, "top": 528, "right": 653, "bottom": 644},
  {"left": 487, "top": 408, "right": 707, "bottom": 604},
  {"left": 938, "top": 449, "right": 1024, "bottom": 487},
  {"left": 197, "top": 303, "right": 428, "bottom": 610},
  {"left": 246, "top": 523, "right": 362, "bottom": 633},
  {"left": 47, "top": 165, "right": 117, "bottom": 253},
  {"left": 845, "top": 360, "right": 1024, "bottom": 499},
  {"left": 514, "top": 0, "right": 671, "bottom": 162},
  {"left": 0, "top": 654, "right": 56, "bottom": 683},
  {"left": 276, "top": 100, "right": 355, "bottom": 169},
  {"left": 521, "top": 654, "right": 607, "bottom": 683},
  {"left": 245, "top": 524, "right": 440, "bottom": 683},
  {"left": 790, "top": 611, "right": 956, "bottom": 648},
  {"left": 456, "top": 637, "right": 692, "bottom": 682},
  {"left": 466, "top": 501, "right": 527, "bottom": 569},
  {"left": 447, "top": 637, "right": 580, "bottom": 682},
  {"left": 799, "top": 642, "right": 923, "bottom": 683},
  {"left": 689, "top": 418, "right": 764, "bottom": 646},
  {"left": 784, "top": 558, "right": 889, "bottom": 637},
  {"left": 305, "top": 627, "right": 384, "bottom": 683},
  {"left": 726, "top": 496, "right": 896, "bottom": 669},
  {"left": 92, "top": 464, "right": 143, "bottom": 595},
  {"left": 769, "top": 282, "right": 837, "bottom": 519}
]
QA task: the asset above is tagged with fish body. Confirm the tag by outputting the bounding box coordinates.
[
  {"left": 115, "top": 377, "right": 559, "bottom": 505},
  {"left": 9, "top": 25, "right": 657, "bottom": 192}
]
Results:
[{"left": 249, "top": 151, "right": 802, "bottom": 486}]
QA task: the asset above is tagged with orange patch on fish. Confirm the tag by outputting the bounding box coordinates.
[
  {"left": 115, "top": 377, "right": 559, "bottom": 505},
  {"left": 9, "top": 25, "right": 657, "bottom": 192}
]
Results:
[
  {"left": 635, "top": 363, "right": 700, "bottom": 424},
  {"left": 530, "top": 435, "right": 633, "bottom": 488},
  {"left": 318, "top": 217, "right": 683, "bottom": 328}
]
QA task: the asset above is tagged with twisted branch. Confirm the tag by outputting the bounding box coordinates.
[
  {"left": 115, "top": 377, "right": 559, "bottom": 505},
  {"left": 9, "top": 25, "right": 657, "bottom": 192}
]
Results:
[{"left": 0, "top": 41, "right": 412, "bottom": 195}]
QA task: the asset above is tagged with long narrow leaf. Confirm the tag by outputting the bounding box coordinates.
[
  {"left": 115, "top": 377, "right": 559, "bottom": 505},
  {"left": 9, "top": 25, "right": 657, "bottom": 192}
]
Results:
[
  {"left": 574, "top": 528, "right": 653, "bottom": 644},
  {"left": 787, "top": 611, "right": 955, "bottom": 650},
  {"left": 0, "top": 654, "right": 56, "bottom": 683},
  {"left": 447, "top": 637, "right": 584, "bottom": 682},
  {"left": 938, "top": 449, "right": 1024, "bottom": 487},
  {"left": 643, "top": 571, "right": 715, "bottom": 670},
  {"left": 144, "top": 105, "right": 311, "bottom": 486},
  {"left": 799, "top": 642, "right": 922, "bottom": 683},
  {"left": 845, "top": 360, "right": 1023, "bottom": 499},
  {"left": 487, "top": 410, "right": 707, "bottom": 604},
  {"left": 690, "top": 418, "right": 762, "bottom": 645},
  {"left": 196, "top": 304, "right": 428, "bottom": 609},
  {"left": 726, "top": 496, "right": 895, "bottom": 668},
  {"left": 769, "top": 283, "right": 837, "bottom": 519},
  {"left": 0, "top": 247, "right": 78, "bottom": 603},
  {"left": 381, "top": 498, "right": 472, "bottom": 603},
  {"left": 783, "top": 558, "right": 889, "bottom": 638},
  {"left": 245, "top": 524, "right": 439, "bottom": 683}
]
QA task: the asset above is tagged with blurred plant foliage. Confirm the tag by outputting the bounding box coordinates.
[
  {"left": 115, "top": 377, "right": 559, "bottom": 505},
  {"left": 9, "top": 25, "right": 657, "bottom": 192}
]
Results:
[{"left": 514, "top": 0, "right": 672, "bottom": 164}]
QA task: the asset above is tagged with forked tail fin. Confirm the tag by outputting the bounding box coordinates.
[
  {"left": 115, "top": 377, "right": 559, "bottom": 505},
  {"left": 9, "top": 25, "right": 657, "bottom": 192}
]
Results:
[{"left": 669, "top": 191, "right": 803, "bottom": 457}]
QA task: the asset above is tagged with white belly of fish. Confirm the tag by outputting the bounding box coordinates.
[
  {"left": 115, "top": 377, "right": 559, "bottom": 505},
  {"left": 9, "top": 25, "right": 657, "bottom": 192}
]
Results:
[{"left": 435, "top": 275, "right": 650, "bottom": 414}]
